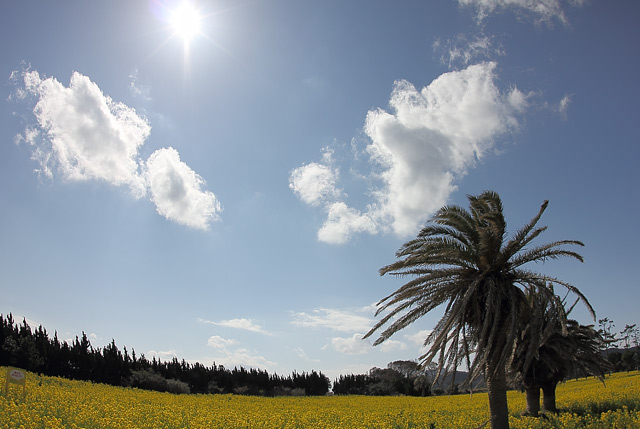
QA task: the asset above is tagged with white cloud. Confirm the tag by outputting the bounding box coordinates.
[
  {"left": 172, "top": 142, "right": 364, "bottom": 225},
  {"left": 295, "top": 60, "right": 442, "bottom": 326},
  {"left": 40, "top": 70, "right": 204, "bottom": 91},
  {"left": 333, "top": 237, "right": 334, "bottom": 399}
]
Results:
[
  {"left": 326, "top": 333, "right": 372, "bottom": 355},
  {"left": 558, "top": 94, "right": 572, "bottom": 118},
  {"left": 317, "top": 202, "right": 377, "bottom": 245},
  {"left": 14, "top": 70, "right": 221, "bottom": 230},
  {"left": 21, "top": 70, "right": 148, "bottom": 196},
  {"left": 405, "top": 329, "right": 433, "bottom": 353},
  {"left": 207, "top": 335, "right": 239, "bottom": 349},
  {"left": 145, "top": 147, "right": 221, "bottom": 230},
  {"left": 147, "top": 349, "right": 179, "bottom": 361},
  {"left": 202, "top": 330, "right": 275, "bottom": 370},
  {"left": 202, "top": 318, "right": 271, "bottom": 335},
  {"left": 289, "top": 162, "right": 340, "bottom": 206},
  {"left": 129, "top": 68, "right": 151, "bottom": 101},
  {"left": 436, "top": 34, "right": 503, "bottom": 68},
  {"left": 458, "top": 0, "right": 575, "bottom": 24},
  {"left": 291, "top": 62, "right": 523, "bottom": 243},
  {"left": 210, "top": 348, "right": 277, "bottom": 370},
  {"left": 378, "top": 339, "right": 408, "bottom": 353},
  {"left": 292, "top": 347, "right": 321, "bottom": 363},
  {"left": 291, "top": 307, "right": 374, "bottom": 333},
  {"left": 507, "top": 86, "right": 531, "bottom": 112}
]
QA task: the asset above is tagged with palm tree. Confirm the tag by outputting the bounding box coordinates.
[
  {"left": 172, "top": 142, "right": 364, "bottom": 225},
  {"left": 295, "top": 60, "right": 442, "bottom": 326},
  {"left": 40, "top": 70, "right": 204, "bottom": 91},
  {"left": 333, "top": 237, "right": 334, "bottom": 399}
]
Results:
[
  {"left": 509, "top": 286, "right": 566, "bottom": 416},
  {"left": 536, "top": 320, "right": 607, "bottom": 413},
  {"left": 511, "top": 289, "right": 607, "bottom": 416},
  {"left": 364, "top": 191, "right": 593, "bottom": 429}
]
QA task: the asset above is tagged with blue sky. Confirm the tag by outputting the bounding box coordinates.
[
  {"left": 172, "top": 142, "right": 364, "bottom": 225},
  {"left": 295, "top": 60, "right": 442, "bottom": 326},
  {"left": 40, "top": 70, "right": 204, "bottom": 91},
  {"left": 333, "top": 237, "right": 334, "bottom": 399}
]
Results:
[{"left": 1, "top": 0, "right": 638, "bottom": 381}]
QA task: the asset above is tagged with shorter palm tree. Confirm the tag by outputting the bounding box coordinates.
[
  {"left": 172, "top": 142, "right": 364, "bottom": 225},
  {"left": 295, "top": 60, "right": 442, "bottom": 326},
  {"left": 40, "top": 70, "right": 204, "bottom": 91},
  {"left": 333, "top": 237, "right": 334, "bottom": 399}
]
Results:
[
  {"left": 511, "top": 290, "right": 608, "bottom": 415},
  {"left": 539, "top": 321, "right": 609, "bottom": 413}
]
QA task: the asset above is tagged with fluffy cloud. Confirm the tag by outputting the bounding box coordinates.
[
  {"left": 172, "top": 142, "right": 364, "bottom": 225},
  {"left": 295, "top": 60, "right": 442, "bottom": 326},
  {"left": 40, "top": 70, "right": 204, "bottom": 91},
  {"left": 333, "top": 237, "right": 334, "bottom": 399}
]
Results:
[
  {"left": 21, "top": 71, "right": 148, "bottom": 196},
  {"left": 207, "top": 335, "right": 239, "bottom": 349},
  {"left": 145, "top": 148, "right": 221, "bottom": 230},
  {"left": 209, "top": 348, "right": 277, "bottom": 370},
  {"left": 15, "top": 70, "right": 221, "bottom": 230},
  {"left": 378, "top": 339, "right": 408, "bottom": 353},
  {"left": 289, "top": 162, "right": 340, "bottom": 206},
  {"left": 457, "top": 0, "right": 578, "bottom": 24},
  {"left": 325, "top": 334, "right": 372, "bottom": 355},
  {"left": 291, "top": 62, "right": 523, "bottom": 243},
  {"left": 290, "top": 307, "right": 374, "bottom": 333},
  {"left": 147, "top": 349, "right": 179, "bottom": 361},
  {"left": 204, "top": 333, "right": 275, "bottom": 370},
  {"left": 405, "top": 329, "right": 433, "bottom": 353},
  {"left": 317, "top": 202, "right": 377, "bottom": 245}
]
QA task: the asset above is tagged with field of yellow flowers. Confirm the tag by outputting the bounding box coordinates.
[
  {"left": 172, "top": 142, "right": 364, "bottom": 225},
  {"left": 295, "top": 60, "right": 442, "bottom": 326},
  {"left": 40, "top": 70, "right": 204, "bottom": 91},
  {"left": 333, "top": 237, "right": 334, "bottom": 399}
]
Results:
[{"left": 1, "top": 367, "right": 638, "bottom": 428}]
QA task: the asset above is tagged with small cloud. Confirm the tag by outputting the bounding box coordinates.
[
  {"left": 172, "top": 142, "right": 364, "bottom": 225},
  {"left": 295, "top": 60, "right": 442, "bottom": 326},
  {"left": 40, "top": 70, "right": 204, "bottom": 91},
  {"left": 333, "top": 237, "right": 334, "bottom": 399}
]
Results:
[
  {"left": 207, "top": 335, "right": 239, "bottom": 349},
  {"left": 405, "top": 329, "right": 433, "bottom": 353},
  {"left": 558, "top": 94, "right": 572, "bottom": 119},
  {"left": 292, "top": 347, "right": 321, "bottom": 363},
  {"left": 289, "top": 161, "right": 340, "bottom": 207},
  {"left": 317, "top": 202, "right": 377, "bottom": 245},
  {"left": 201, "top": 318, "right": 271, "bottom": 335},
  {"left": 290, "top": 307, "right": 374, "bottom": 333},
  {"left": 507, "top": 86, "right": 533, "bottom": 113},
  {"left": 325, "top": 333, "right": 372, "bottom": 355},
  {"left": 210, "top": 348, "right": 277, "bottom": 370},
  {"left": 129, "top": 68, "right": 151, "bottom": 101},
  {"left": 201, "top": 330, "right": 276, "bottom": 370},
  {"left": 378, "top": 339, "right": 408, "bottom": 353},
  {"left": 145, "top": 147, "right": 222, "bottom": 230},
  {"left": 436, "top": 34, "right": 503, "bottom": 69},
  {"left": 147, "top": 349, "right": 179, "bottom": 361}
]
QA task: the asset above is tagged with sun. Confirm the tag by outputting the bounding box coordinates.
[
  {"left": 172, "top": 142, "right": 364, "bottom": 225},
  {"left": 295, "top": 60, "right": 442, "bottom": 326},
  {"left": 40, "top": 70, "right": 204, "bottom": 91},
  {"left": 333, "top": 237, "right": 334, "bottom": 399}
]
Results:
[{"left": 170, "top": 1, "right": 202, "bottom": 43}]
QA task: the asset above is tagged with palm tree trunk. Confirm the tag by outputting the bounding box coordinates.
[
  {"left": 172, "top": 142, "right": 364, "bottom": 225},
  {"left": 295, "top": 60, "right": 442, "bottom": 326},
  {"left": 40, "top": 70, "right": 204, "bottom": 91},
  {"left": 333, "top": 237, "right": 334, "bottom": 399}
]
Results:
[
  {"left": 486, "top": 363, "right": 510, "bottom": 429},
  {"left": 524, "top": 385, "right": 540, "bottom": 416},
  {"left": 541, "top": 382, "right": 558, "bottom": 413}
]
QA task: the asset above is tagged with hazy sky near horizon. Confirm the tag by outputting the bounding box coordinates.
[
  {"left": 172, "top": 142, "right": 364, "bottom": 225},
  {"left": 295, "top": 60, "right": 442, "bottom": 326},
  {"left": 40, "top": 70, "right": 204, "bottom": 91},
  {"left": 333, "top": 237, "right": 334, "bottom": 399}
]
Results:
[{"left": 1, "top": 0, "right": 639, "bottom": 381}]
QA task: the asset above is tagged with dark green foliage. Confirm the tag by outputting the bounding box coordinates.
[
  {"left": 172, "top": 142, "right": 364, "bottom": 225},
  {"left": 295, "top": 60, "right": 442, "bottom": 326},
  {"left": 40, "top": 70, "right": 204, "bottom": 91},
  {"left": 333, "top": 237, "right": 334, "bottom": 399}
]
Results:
[
  {"left": 332, "top": 361, "right": 433, "bottom": 396},
  {"left": 129, "top": 369, "right": 190, "bottom": 394},
  {"left": 0, "top": 313, "right": 330, "bottom": 396},
  {"left": 604, "top": 348, "right": 640, "bottom": 372}
]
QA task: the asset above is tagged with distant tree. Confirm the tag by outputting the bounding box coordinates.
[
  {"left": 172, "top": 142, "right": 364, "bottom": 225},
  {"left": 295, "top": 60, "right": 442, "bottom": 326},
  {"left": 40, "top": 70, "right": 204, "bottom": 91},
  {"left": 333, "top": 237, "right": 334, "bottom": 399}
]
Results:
[
  {"left": 620, "top": 324, "right": 637, "bottom": 349},
  {"left": 367, "top": 367, "right": 405, "bottom": 395},
  {"left": 598, "top": 318, "right": 617, "bottom": 349},
  {"left": 365, "top": 191, "right": 592, "bottom": 429},
  {"left": 632, "top": 326, "right": 640, "bottom": 348},
  {"left": 387, "top": 360, "right": 421, "bottom": 378}
]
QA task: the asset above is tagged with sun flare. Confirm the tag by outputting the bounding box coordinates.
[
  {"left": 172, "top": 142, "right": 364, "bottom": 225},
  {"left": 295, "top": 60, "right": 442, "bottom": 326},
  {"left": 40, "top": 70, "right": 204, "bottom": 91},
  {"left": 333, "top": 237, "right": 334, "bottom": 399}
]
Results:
[{"left": 170, "top": 1, "right": 202, "bottom": 43}]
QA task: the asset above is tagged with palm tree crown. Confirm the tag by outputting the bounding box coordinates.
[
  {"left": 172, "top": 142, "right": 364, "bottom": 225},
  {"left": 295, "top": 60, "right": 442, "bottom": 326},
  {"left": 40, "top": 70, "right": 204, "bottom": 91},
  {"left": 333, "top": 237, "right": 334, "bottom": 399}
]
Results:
[{"left": 364, "top": 191, "right": 593, "bottom": 429}]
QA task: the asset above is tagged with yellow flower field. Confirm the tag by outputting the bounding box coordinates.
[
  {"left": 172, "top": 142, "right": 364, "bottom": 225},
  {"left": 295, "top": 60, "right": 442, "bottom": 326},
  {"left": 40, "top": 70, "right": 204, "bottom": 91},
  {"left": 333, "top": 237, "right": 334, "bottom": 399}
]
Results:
[{"left": 1, "top": 367, "right": 638, "bottom": 428}]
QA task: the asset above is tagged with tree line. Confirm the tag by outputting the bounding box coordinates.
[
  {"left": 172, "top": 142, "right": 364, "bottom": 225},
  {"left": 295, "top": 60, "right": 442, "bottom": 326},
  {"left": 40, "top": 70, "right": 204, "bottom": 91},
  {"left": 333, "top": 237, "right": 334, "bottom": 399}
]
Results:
[{"left": 0, "top": 313, "right": 329, "bottom": 396}]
